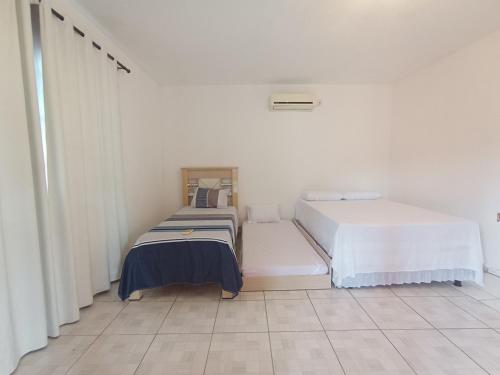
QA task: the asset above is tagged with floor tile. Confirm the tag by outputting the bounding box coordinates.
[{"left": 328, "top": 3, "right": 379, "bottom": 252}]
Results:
[
  {"left": 103, "top": 301, "right": 172, "bottom": 334},
  {"left": 483, "top": 299, "right": 500, "bottom": 313},
  {"left": 205, "top": 333, "right": 273, "bottom": 375},
  {"left": 176, "top": 284, "right": 221, "bottom": 301},
  {"left": 441, "top": 329, "right": 500, "bottom": 375},
  {"left": 311, "top": 298, "right": 376, "bottom": 330},
  {"left": 391, "top": 283, "right": 440, "bottom": 297},
  {"left": 384, "top": 329, "right": 486, "bottom": 375},
  {"left": 307, "top": 288, "right": 353, "bottom": 299},
  {"left": 135, "top": 334, "right": 211, "bottom": 375},
  {"left": 357, "top": 297, "right": 431, "bottom": 329},
  {"left": 327, "top": 330, "right": 414, "bottom": 374},
  {"left": 402, "top": 297, "right": 486, "bottom": 328},
  {"left": 448, "top": 296, "right": 500, "bottom": 328},
  {"left": 266, "top": 299, "right": 323, "bottom": 331},
  {"left": 430, "top": 282, "right": 466, "bottom": 296},
  {"left": 141, "top": 285, "right": 182, "bottom": 301},
  {"left": 60, "top": 302, "right": 125, "bottom": 335},
  {"left": 264, "top": 290, "right": 308, "bottom": 300},
  {"left": 67, "top": 334, "right": 154, "bottom": 375},
  {"left": 455, "top": 282, "right": 497, "bottom": 300},
  {"left": 270, "top": 331, "right": 344, "bottom": 375},
  {"left": 484, "top": 273, "right": 500, "bottom": 297},
  {"left": 159, "top": 301, "right": 219, "bottom": 333},
  {"left": 93, "top": 282, "right": 122, "bottom": 302},
  {"left": 15, "top": 336, "right": 96, "bottom": 375},
  {"left": 349, "top": 286, "right": 395, "bottom": 298},
  {"left": 214, "top": 301, "right": 268, "bottom": 332},
  {"left": 231, "top": 291, "right": 264, "bottom": 301}
]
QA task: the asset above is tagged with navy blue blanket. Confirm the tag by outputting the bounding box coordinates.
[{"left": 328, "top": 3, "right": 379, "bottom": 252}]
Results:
[{"left": 118, "top": 240, "right": 242, "bottom": 300}]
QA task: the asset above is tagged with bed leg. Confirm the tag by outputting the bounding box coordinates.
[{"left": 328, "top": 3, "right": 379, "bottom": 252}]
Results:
[
  {"left": 129, "top": 290, "right": 143, "bottom": 300},
  {"left": 453, "top": 280, "right": 462, "bottom": 287},
  {"left": 221, "top": 290, "right": 236, "bottom": 299}
]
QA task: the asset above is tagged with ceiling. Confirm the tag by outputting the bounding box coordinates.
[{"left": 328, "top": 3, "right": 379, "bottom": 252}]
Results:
[{"left": 76, "top": 0, "right": 500, "bottom": 85}]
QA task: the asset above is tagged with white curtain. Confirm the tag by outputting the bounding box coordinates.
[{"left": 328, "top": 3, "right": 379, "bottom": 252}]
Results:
[{"left": 1, "top": 0, "right": 129, "bottom": 372}]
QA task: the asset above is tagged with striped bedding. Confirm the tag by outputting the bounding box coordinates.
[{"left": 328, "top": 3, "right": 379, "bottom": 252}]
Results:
[{"left": 118, "top": 207, "right": 242, "bottom": 300}]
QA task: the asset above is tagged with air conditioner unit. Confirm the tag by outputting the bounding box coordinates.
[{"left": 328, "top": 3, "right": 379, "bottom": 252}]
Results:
[{"left": 270, "top": 93, "right": 320, "bottom": 111}]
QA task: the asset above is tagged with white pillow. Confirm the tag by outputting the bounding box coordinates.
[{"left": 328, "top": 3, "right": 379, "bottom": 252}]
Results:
[
  {"left": 343, "top": 191, "right": 382, "bottom": 200},
  {"left": 301, "top": 190, "right": 343, "bottom": 201},
  {"left": 247, "top": 204, "right": 280, "bottom": 223}
]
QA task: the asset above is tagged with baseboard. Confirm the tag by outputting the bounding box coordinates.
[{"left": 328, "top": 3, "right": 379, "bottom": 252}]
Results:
[{"left": 487, "top": 268, "right": 500, "bottom": 277}]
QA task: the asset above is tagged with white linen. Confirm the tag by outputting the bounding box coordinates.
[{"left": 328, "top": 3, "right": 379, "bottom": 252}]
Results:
[
  {"left": 295, "top": 199, "right": 484, "bottom": 287},
  {"left": 247, "top": 204, "right": 280, "bottom": 223},
  {"left": 177, "top": 206, "right": 239, "bottom": 233},
  {"left": 301, "top": 190, "right": 343, "bottom": 201},
  {"left": 343, "top": 191, "right": 382, "bottom": 200},
  {"left": 242, "top": 221, "right": 329, "bottom": 277}
]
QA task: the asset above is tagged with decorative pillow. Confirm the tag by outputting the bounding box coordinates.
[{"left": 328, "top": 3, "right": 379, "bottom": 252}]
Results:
[
  {"left": 343, "top": 191, "right": 382, "bottom": 200},
  {"left": 191, "top": 188, "right": 228, "bottom": 208},
  {"left": 301, "top": 190, "right": 343, "bottom": 201},
  {"left": 247, "top": 204, "right": 281, "bottom": 223}
]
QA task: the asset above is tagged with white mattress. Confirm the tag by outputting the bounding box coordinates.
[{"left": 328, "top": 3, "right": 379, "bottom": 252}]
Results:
[
  {"left": 295, "top": 199, "right": 484, "bottom": 287},
  {"left": 242, "top": 220, "right": 329, "bottom": 277}
]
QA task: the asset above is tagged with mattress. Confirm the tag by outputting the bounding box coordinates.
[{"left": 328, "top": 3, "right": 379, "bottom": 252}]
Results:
[
  {"left": 242, "top": 220, "right": 329, "bottom": 277},
  {"left": 295, "top": 199, "right": 484, "bottom": 287}
]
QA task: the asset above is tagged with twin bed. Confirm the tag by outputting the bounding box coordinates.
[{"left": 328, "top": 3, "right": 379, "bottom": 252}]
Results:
[{"left": 119, "top": 167, "right": 484, "bottom": 300}]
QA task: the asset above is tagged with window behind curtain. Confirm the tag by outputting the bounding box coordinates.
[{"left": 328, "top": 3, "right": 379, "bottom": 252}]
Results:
[{"left": 30, "top": 4, "right": 48, "bottom": 188}]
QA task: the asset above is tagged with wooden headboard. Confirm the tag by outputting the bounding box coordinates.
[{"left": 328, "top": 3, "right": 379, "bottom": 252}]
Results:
[{"left": 181, "top": 167, "right": 239, "bottom": 209}]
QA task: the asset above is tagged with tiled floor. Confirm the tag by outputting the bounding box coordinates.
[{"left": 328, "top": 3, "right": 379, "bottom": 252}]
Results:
[{"left": 14, "top": 274, "right": 500, "bottom": 375}]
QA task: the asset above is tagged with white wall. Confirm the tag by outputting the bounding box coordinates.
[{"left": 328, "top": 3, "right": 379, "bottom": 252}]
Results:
[
  {"left": 162, "top": 84, "right": 393, "bottom": 218},
  {"left": 390, "top": 30, "right": 500, "bottom": 274}
]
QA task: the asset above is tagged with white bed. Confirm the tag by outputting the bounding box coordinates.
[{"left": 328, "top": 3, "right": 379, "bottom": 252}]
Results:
[
  {"left": 241, "top": 220, "right": 330, "bottom": 291},
  {"left": 295, "top": 199, "right": 484, "bottom": 287}
]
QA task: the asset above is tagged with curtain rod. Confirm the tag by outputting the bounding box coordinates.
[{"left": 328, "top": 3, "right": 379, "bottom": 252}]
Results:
[{"left": 49, "top": 7, "right": 131, "bottom": 74}]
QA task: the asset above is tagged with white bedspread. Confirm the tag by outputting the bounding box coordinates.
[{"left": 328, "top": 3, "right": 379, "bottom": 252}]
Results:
[{"left": 295, "top": 199, "right": 484, "bottom": 287}]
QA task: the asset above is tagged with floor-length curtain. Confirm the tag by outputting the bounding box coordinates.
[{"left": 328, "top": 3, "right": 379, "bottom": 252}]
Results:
[
  {"left": 0, "top": 1, "right": 49, "bottom": 373},
  {"left": 36, "top": 0, "right": 129, "bottom": 307},
  {"left": 2, "top": 0, "right": 129, "bottom": 372}
]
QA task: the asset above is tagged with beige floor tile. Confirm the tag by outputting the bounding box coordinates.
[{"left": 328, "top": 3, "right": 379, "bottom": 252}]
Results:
[
  {"left": 159, "top": 301, "right": 219, "bottom": 333},
  {"left": 307, "top": 288, "right": 353, "bottom": 299},
  {"left": 311, "top": 298, "right": 376, "bottom": 330},
  {"left": 141, "top": 285, "right": 182, "bottom": 301},
  {"left": 384, "top": 329, "right": 486, "bottom": 375},
  {"left": 67, "top": 334, "right": 154, "bottom": 375},
  {"left": 15, "top": 336, "right": 96, "bottom": 375},
  {"left": 448, "top": 296, "right": 500, "bottom": 328},
  {"left": 60, "top": 302, "right": 125, "bottom": 335},
  {"left": 402, "top": 297, "right": 486, "bottom": 328},
  {"left": 135, "top": 334, "right": 211, "bottom": 375},
  {"left": 231, "top": 291, "right": 264, "bottom": 301},
  {"left": 266, "top": 299, "right": 323, "bottom": 331},
  {"left": 430, "top": 282, "right": 466, "bottom": 296},
  {"left": 391, "top": 283, "right": 440, "bottom": 297},
  {"left": 205, "top": 333, "right": 273, "bottom": 375},
  {"left": 264, "top": 290, "right": 308, "bottom": 300},
  {"left": 93, "top": 282, "right": 122, "bottom": 302},
  {"left": 270, "top": 331, "right": 344, "bottom": 375},
  {"left": 349, "top": 286, "right": 395, "bottom": 298},
  {"left": 441, "top": 329, "right": 500, "bottom": 375},
  {"left": 327, "top": 330, "right": 414, "bottom": 375},
  {"left": 214, "top": 301, "right": 268, "bottom": 332},
  {"left": 484, "top": 273, "right": 500, "bottom": 297},
  {"left": 483, "top": 299, "right": 500, "bottom": 313},
  {"left": 357, "top": 297, "right": 431, "bottom": 329},
  {"left": 455, "top": 282, "right": 497, "bottom": 300},
  {"left": 103, "top": 301, "right": 172, "bottom": 334},
  {"left": 176, "top": 284, "right": 221, "bottom": 301}
]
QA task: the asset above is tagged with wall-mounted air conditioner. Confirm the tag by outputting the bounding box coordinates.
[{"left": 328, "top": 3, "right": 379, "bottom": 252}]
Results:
[{"left": 270, "top": 93, "right": 321, "bottom": 111}]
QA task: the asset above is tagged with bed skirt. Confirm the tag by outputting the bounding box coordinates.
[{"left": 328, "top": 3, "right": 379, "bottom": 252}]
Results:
[{"left": 335, "top": 268, "right": 482, "bottom": 288}]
